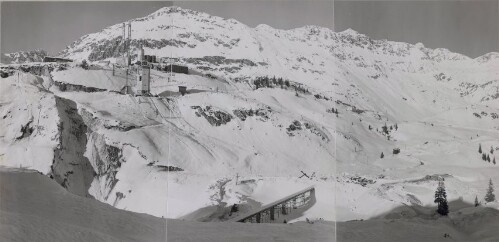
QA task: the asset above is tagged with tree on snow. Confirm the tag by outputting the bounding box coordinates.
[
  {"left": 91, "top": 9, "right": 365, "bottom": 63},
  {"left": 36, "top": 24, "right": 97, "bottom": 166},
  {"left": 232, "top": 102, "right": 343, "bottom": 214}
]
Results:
[
  {"left": 491, "top": 146, "right": 494, "bottom": 154},
  {"left": 382, "top": 123, "right": 389, "bottom": 135},
  {"left": 494, "top": 157, "right": 496, "bottom": 165},
  {"left": 475, "top": 195, "right": 480, "bottom": 207},
  {"left": 434, "top": 181, "right": 449, "bottom": 216},
  {"left": 479, "top": 144, "right": 482, "bottom": 154},
  {"left": 81, "top": 59, "right": 89, "bottom": 70},
  {"left": 485, "top": 179, "right": 496, "bottom": 203},
  {"left": 487, "top": 154, "right": 491, "bottom": 162},
  {"left": 482, "top": 153, "right": 487, "bottom": 161},
  {"left": 380, "top": 152, "right": 384, "bottom": 159}
]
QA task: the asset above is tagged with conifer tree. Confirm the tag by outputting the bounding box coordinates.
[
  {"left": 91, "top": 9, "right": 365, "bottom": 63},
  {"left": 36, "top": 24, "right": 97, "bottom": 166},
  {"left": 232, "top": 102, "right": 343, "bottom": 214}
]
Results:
[
  {"left": 475, "top": 195, "right": 479, "bottom": 207},
  {"left": 494, "top": 157, "right": 496, "bottom": 165},
  {"left": 485, "top": 179, "right": 496, "bottom": 203},
  {"left": 380, "top": 152, "right": 384, "bottom": 159},
  {"left": 479, "top": 144, "right": 482, "bottom": 153},
  {"left": 482, "top": 153, "right": 487, "bottom": 161},
  {"left": 434, "top": 181, "right": 449, "bottom": 216},
  {"left": 487, "top": 154, "right": 491, "bottom": 162},
  {"left": 491, "top": 146, "right": 494, "bottom": 154},
  {"left": 382, "top": 123, "right": 389, "bottom": 135}
]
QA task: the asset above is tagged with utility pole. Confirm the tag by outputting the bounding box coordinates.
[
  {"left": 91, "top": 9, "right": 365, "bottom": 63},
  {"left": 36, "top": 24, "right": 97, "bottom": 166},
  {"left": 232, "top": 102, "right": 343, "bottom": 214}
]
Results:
[{"left": 127, "top": 22, "right": 131, "bottom": 66}]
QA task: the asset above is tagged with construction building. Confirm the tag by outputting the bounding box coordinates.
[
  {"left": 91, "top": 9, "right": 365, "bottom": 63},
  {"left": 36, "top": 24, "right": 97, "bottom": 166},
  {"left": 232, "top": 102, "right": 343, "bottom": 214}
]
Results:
[
  {"left": 164, "top": 65, "right": 188, "bottom": 74},
  {"left": 135, "top": 65, "right": 151, "bottom": 95}
]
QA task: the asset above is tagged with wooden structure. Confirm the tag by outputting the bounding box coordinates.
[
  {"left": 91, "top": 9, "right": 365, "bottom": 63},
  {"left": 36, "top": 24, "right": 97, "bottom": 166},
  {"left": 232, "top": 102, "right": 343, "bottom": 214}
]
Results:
[{"left": 231, "top": 186, "right": 316, "bottom": 223}]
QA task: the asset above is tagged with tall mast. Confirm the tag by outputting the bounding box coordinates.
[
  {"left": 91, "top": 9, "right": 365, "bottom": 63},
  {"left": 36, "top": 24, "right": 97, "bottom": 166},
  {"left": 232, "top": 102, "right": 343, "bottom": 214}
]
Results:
[
  {"left": 122, "top": 23, "right": 126, "bottom": 61},
  {"left": 127, "top": 22, "right": 132, "bottom": 66}
]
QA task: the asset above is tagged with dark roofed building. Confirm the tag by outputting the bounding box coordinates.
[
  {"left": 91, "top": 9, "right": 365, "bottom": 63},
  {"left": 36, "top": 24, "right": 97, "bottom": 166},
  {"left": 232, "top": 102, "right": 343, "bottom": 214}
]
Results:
[{"left": 43, "top": 56, "right": 73, "bottom": 63}]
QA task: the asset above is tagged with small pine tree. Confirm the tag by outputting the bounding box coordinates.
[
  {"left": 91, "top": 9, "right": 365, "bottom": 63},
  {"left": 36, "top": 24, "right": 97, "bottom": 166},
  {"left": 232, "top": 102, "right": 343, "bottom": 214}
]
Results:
[
  {"left": 434, "top": 181, "right": 449, "bottom": 216},
  {"left": 380, "top": 152, "right": 384, "bottom": 159},
  {"left": 494, "top": 157, "right": 496, "bottom": 165},
  {"left": 485, "top": 179, "right": 496, "bottom": 203},
  {"left": 475, "top": 195, "right": 479, "bottom": 207},
  {"left": 81, "top": 59, "right": 89, "bottom": 70},
  {"left": 394, "top": 124, "right": 398, "bottom": 130},
  {"left": 482, "top": 153, "right": 487, "bottom": 161},
  {"left": 382, "top": 123, "right": 389, "bottom": 135},
  {"left": 479, "top": 144, "right": 482, "bottom": 154},
  {"left": 491, "top": 146, "right": 494, "bottom": 154},
  {"left": 487, "top": 154, "right": 491, "bottom": 162}
]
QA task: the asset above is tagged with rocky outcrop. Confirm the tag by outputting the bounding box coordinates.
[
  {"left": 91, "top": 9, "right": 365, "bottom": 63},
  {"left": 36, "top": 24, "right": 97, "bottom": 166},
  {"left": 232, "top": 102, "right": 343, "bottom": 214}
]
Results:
[
  {"left": 15, "top": 120, "right": 34, "bottom": 140},
  {"left": 1, "top": 63, "right": 68, "bottom": 79},
  {"left": 233, "top": 108, "right": 270, "bottom": 121},
  {"left": 191, "top": 106, "right": 233, "bottom": 126},
  {"left": 51, "top": 96, "right": 96, "bottom": 197},
  {"left": 86, "top": 132, "right": 124, "bottom": 200},
  {"left": 54, "top": 81, "right": 107, "bottom": 93},
  {"left": 1, "top": 49, "right": 47, "bottom": 64},
  {"left": 286, "top": 120, "right": 303, "bottom": 135}
]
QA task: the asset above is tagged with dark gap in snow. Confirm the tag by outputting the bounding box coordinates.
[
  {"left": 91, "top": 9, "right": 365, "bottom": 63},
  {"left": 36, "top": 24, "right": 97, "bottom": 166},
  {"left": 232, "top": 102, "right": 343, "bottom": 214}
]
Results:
[{"left": 15, "top": 120, "right": 34, "bottom": 140}]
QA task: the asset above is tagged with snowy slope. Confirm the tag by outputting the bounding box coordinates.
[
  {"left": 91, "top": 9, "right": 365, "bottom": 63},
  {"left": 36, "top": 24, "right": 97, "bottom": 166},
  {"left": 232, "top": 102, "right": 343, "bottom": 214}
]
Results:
[
  {"left": 2, "top": 6, "right": 499, "bottom": 230},
  {"left": 0, "top": 167, "right": 166, "bottom": 242}
]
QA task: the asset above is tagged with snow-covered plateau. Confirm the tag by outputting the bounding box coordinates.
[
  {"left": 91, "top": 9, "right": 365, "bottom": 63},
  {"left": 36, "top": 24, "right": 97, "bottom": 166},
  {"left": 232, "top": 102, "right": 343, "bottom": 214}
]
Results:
[{"left": 1, "top": 6, "right": 499, "bottom": 241}]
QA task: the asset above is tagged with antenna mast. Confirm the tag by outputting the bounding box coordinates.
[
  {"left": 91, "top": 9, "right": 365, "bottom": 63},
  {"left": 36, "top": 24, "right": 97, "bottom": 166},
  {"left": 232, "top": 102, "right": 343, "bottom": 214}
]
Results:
[{"left": 127, "top": 22, "right": 132, "bottom": 66}]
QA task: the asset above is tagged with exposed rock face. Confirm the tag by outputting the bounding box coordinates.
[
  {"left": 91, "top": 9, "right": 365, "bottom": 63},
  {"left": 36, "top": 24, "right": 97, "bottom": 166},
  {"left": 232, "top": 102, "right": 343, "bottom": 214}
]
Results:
[
  {"left": 303, "top": 122, "right": 329, "bottom": 142},
  {"left": 86, "top": 132, "right": 124, "bottom": 200},
  {"left": 15, "top": 120, "right": 34, "bottom": 140},
  {"left": 1, "top": 49, "right": 47, "bottom": 64},
  {"left": 286, "top": 120, "right": 303, "bottom": 137},
  {"left": 232, "top": 108, "right": 270, "bottom": 121},
  {"left": 52, "top": 96, "right": 95, "bottom": 197},
  {"left": 191, "top": 106, "right": 232, "bottom": 126},
  {"left": 0, "top": 63, "right": 68, "bottom": 78},
  {"left": 54, "top": 81, "right": 107, "bottom": 93}
]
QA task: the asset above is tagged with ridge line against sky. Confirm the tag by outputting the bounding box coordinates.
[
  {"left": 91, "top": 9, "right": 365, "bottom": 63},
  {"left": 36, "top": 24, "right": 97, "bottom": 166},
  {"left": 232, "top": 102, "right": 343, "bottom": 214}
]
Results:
[{"left": 1, "top": 1, "right": 498, "bottom": 58}]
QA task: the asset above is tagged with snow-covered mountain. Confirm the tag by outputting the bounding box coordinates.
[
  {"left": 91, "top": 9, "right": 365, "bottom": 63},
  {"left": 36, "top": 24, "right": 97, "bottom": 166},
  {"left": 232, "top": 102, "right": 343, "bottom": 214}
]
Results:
[
  {"left": 59, "top": 7, "right": 499, "bottom": 106},
  {"left": 2, "top": 6, "right": 499, "bottom": 229},
  {"left": 1, "top": 49, "right": 47, "bottom": 64}
]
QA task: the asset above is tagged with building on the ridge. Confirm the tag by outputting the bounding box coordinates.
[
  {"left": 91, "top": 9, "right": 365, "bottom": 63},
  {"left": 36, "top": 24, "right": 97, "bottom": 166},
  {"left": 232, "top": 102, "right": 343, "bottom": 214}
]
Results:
[
  {"left": 43, "top": 56, "right": 73, "bottom": 63},
  {"left": 178, "top": 86, "right": 187, "bottom": 96},
  {"left": 159, "top": 57, "right": 188, "bottom": 74}
]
